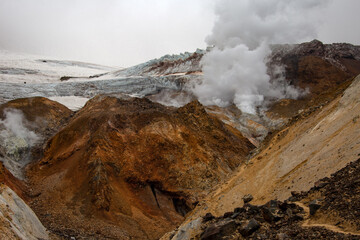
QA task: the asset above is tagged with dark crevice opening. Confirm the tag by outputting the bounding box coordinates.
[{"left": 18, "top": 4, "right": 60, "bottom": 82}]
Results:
[
  {"left": 147, "top": 181, "right": 193, "bottom": 216},
  {"left": 172, "top": 198, "right": 191, "bottom": 217},
  {"left": 150, "top": 184, "right": 160, "bottom": 208}
]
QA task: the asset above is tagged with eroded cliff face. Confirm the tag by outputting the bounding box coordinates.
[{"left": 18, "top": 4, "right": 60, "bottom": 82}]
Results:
[{"left": 26, "top": 96, "right": 253, "bottom": 239}]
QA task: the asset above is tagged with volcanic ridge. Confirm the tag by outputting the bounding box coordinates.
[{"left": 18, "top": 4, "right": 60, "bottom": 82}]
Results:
[{"left": 0, "top": 40, "right": 360, "bottom": 240}]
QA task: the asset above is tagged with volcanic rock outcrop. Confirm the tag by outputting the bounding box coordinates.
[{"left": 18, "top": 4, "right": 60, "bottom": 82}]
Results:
[
  {"left": 0, "top": 97, "right": 74, "bottom": 239},
  {"left": 265, "top": 40, "right": 360, "bottom": 119},
  {"left": 26, "top": 96, "right": 253, "bottom": 239},
  {"left": 292, "top": 158, "right": 360, "bottom": 235},
  {"left": 168, "top": 158, "right": 360, "bottom": 240}
]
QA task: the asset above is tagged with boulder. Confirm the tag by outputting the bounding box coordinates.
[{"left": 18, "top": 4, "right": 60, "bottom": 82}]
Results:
[
  {"left": 242, "top": 194, "right": 254, "bottom": 204},
  {"left": 202, "top": 213, "right": 215, "bottom": 222},
  {"left": 239, "top": 218, "right": 260, "bottom": 237},
  {"left": 200, "top": 219, "right": 237, "bottom": 240},
  {"left": 309, "top": 200, "right": 321, "bottom": 215}
]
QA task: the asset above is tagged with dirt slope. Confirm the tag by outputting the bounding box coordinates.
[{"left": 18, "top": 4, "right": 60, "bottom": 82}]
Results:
[
  {"left": 166, "top": 158, "right": 360, "bottom": 239},
  {"left": 294, "top": 157, "right": 360, "bottom": 234},
  {"left": 26, "top": 96, "right": 253, "bottom": 239},
  {"left": 171, "top": 74, "right": 360, "bottom": 238}
]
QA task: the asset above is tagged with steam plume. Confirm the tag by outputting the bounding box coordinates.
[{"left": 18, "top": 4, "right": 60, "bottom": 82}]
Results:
[
  {"left": 0, "top": 108, "right": 40, "bottom": 178},
  {"left": 193, "top": 0, "right": 329, "bottom": 114}
]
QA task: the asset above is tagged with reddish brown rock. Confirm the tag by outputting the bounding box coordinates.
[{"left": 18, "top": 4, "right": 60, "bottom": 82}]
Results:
[
  {"left": 0, "top": 162, "right": 27, "bottom": 201},
  {"left": 0, "top": 96, "right": 73, "bottom": 140},
  {"left": 26, "top": 96, "right": 254, "bottom": 239}
]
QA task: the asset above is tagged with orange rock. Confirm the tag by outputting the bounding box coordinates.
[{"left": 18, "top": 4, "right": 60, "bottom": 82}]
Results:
[{"left": 26, "top": 96, "right": 254, "bottom": 239}]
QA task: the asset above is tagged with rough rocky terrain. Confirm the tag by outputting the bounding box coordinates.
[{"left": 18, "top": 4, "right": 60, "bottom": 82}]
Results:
[
  {"left": 25, "top": 96, "right": 253, "bottom": 239},
  {"left": 164, "top": 158, "right": 360, "bottom": 240},
  {"left": 0, "top": 40, "right": 360, "bottom": 239},
  {"left": 164, "top": 72, "right": 360, "bottom": 240},
  {"left": 0, "top": 40, "right": 359, "bottom": 146},
  {"left": 293, "top": 158, "right": 360, "bottom": 234}
]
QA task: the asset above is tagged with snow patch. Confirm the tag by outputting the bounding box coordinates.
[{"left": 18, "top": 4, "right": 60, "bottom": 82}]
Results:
[{"left": 49, "top": 96, "right": 89, "bottom": 111}]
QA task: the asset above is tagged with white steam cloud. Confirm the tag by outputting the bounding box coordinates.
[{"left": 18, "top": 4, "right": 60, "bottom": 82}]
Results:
[
  {"left": 0, "top": 109, "right": 39, "bottom": 145},
  {"left": 194, "top": 0, "right": 329, "bottom": 114},
  {"left": 0, "top": 108, "right": 40, "bottom": 179}
]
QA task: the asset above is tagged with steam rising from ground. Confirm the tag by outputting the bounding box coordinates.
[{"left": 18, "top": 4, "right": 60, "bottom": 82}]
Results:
[
  {"left": 194, "top": 0, "right": 329, "bottom": 114},
  {"left": 148, "top": 89, "right": 194, "bottom": 108},
  {"left": 0, "top": 109, "right": 40, "bottom": 179}
]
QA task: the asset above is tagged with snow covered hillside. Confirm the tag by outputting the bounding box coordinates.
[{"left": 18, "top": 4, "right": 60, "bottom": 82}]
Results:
[
  {"left": 0, "top": 49, "right": 202, "bottom": 110},
  {"left": 0, "top": 50, "right": 116, "bottom": 84}
]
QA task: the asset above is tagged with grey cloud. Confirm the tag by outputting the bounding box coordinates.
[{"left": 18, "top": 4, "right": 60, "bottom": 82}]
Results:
[
  {"left": 0, "top": 0, "right": 215, "bottom": 67},
  {"left": 0, "top": 0, "right": 359, "bottom": 68}
]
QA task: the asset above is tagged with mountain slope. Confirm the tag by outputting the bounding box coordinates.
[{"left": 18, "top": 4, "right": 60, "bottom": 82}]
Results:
[
  {"left": 178, "top": 158, "right": 360, "bottom": 239},
  {"left": 26, "top": 96, "right": 253, "bottom": 239},
  {"left": 1, "top": 41, "right": 360, "bottom": 240},
  {"left": 1, "top": 40, "right": 359, "bottom": 117},
  {"left": 165, "top": 74, "right": 360, "bottom": 239}
]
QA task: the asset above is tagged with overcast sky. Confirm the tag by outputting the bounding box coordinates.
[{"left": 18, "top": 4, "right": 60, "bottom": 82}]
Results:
[{"left": 0, "top": 0, "right": 359, "bottom": 67}]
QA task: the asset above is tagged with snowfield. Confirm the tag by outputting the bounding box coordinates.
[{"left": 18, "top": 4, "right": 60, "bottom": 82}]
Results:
[
  {"left": 0, "top": 50, "right": 116, "bottom": 84},
  {"left": 0, "top": 49, "right": 201, "bottom": 110}
]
